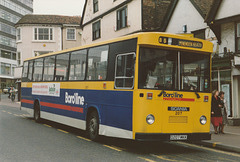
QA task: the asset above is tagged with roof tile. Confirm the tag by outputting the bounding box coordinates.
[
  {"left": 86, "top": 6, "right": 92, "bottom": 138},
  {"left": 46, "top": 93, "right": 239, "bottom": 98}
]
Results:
[{"left": 16, "top": 14, "right": 81, "bottom": 26}]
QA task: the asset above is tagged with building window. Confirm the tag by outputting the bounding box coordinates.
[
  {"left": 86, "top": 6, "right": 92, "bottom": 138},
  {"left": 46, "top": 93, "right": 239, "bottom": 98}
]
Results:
[
  {"left": 1, "top": 62, "right": 11, "bottom": 76},
  {"left": 0, "top": 50, "right": 11, "bottom": 59},
  {"left": 237, "top": 23, "right": 240, "bottom": 52},
  {"left": 12, "top": 64, "right": 16, "bottom": 76},
  {"left": 212, "top": 70, "right": 232, "bottom": 116},
  {"left": 12, "top": 53, "right": 16, "bottom": 60},
  {"left": 93, "top": 0, "right": 98, "bottom": 13},
  {"left": 17, "top": 52, "right": 21, "bottom": 66},
  {"left": 34, "top": 28, "right": 53, "bottom": 41},
  {"left": 92, "top": 20, "right": 101, "bottom": 40},
  {"left": 67, "top": 28, "right": 76, "bottom": 40},
  {"left": 192, "top": 29, "right": 205, "bottom": 40},
  {"left": 16, "top": 28, "right": 21, "bottom": 41},
  {"left": 117, "top": 7, "right": 127, "bottom": 30}
]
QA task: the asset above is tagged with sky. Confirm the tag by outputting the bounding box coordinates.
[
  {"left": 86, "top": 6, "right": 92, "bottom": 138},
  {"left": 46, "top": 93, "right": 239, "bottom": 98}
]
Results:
[{"left": 33, "top": 0, "right": 85, "bottom": 16}]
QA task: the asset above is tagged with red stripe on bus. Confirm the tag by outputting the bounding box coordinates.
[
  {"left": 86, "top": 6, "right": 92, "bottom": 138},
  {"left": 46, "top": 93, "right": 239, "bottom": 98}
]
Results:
[
  {"left": 21, "top": 99, "right": 83, "bottom": 113},
  {"left": 163, "top": 98, "right": 195, "bottom": 102},
  {"left": 21, "top": 99, "right": 34, "bottom": 104},
  {"left": 41, "top": 102, "right": 83, "bottom": 113}
]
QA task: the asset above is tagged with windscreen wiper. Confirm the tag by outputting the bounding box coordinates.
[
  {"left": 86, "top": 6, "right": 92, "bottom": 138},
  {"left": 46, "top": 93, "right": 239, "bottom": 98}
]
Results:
[
  {"left": 184, "top": 75, "right": 200, "bottom": 99},
  {"left": 195, "top": 91, "right": 200, "bottom": 99}
]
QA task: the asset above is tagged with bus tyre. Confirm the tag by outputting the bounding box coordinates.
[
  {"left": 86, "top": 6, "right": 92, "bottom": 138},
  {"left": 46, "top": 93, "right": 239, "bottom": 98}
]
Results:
[
  {"left": 87, "top": 111, "right": 99, "bottom": 141},
  {"left": 34, "top": 102, "right": 41, "bottom": 123}
]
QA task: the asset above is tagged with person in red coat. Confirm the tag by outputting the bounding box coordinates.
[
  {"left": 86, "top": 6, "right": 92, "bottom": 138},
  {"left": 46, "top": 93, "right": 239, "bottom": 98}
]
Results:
[{"left": 211, "top": 90, "right": 223, "bottom": 134}]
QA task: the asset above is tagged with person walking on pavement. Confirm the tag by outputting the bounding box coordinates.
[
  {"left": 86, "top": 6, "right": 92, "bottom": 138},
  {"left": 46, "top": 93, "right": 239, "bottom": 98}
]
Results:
[
  {"left": 8, "top": 87, "right": 11, "bottom": 98},
  {"left": 219, "top": 91, "right": 228, "bottom": 134},
  {"left": 211, "top": 90, "right": 223, "bottom": 134}
]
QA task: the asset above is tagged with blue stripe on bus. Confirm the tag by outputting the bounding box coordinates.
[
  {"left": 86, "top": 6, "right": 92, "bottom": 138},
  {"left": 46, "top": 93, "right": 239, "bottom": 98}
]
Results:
[{"left": 21, "top": 87, "right": 133, "bottom": 131}]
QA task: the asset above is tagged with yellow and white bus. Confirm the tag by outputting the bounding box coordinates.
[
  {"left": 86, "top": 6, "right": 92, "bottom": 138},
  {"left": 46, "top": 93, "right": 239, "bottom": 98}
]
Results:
[{"left": 21, "top": 32, "right": 213, "bottom": 141}]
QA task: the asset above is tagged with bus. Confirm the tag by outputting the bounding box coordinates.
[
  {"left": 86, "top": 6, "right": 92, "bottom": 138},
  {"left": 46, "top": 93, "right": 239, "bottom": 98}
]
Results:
[{"left": 21, "top": 32, "right": 213, "bottom": 141}]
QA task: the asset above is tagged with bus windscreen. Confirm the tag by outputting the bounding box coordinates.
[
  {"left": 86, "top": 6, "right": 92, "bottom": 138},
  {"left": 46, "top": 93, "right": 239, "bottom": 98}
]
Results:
[{"left": 138, "top": 47, "right": 210, "bottom": 92}]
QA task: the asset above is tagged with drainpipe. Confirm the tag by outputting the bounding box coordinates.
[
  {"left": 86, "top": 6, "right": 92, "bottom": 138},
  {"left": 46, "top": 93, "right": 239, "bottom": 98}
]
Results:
[{"left": 61, "top": 25, "right": 64, "bottom": 50}]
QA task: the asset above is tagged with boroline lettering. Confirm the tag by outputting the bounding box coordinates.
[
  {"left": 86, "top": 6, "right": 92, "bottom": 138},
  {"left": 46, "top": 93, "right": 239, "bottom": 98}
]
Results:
[{"left": 65, "top": 92, "right": 85, "bottom": 105}]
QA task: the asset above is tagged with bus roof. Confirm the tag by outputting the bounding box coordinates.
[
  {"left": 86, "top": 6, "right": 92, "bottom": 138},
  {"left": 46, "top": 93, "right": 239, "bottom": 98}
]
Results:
[{"left": 24, "top": 32, "right": 213, "bottom": 61}]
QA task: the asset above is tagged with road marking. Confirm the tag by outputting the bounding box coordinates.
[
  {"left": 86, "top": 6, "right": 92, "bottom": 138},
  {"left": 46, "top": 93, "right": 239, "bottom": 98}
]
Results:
[
  {"left": 57, "top": 129, "right": 69, "bottom": 134},
  {"left": 138, "top": 157, "right": 156, "bottom": 162},
  {"left": 218, "top": 157, "right": 236, "bottom": 162},
  {"left": 13, "top": 114, "right": 19, "bottom": 116},
  {"left": 2, "top": 110, "right": 6, "bottom": 112},
  {"left": 174, "top": 154, "right": 197, "bottom": 162},
  {"left": 103, "top": 145, "right": 122, "bottom": 152},
  {"left": 177, "top": 142, "right": 240, "bottom": 158},
  {"left": 77, "top": 136, "right": 91, "bottom": 141},
  {"left": 7, "top": 112, "right": 12, "bottom": 114},
  {"left": 152, "top": 154, "right": 177, "bottom": 162},
  {"left": 43, "top": 124, "right": 52, "bottom": 128}
]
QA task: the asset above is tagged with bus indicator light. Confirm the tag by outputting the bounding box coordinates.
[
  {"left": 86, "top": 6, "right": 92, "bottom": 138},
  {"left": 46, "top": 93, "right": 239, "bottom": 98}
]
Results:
[
  {"left": 204, "top": 96, "right": 208, "bottom": 102},
  {"left": 147, "top": 93, "right": 153, "bottom": 100},
  {"left": 103, "top": 82, "right": 106, "bottom": 89}
]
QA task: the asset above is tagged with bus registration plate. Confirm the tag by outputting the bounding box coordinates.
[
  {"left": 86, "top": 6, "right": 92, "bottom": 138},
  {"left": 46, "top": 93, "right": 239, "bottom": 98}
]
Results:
[{"left": 170, "top": 135, "right": 187, "bottom": 140}]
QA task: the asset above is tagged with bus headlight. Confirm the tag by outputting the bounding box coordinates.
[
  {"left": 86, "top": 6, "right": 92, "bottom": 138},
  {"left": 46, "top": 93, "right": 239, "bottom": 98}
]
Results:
[
  {"left": 146, "top": 114, "right": 155, "bottom": 125},
  {"left": 200, "top": 115, "right": 207, "bottom": 125}
]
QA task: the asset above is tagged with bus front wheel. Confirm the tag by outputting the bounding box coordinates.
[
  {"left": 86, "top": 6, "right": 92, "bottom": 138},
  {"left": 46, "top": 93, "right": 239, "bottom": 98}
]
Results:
[
  {"left": 34, "top": 102, "right": 41, "bottom": 123},
  {"left": 86, "top": 111, "right": 99, "bottom": 141}
]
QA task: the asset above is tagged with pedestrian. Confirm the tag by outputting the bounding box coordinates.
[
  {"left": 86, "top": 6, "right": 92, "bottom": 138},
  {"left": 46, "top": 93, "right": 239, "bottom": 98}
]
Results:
[
  {"left": 8, "top": 86, "right": 11, "bottom": 98},
  {"left": 211, "top": 90, "right": 223, "bottom": 134},
  {"left": 219, "top": 91, "right": 228, "bottom": 134}
]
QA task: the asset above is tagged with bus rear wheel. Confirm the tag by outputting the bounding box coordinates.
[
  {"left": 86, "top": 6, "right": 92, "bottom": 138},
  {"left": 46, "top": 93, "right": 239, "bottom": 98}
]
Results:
[
  {"left": 86, "top": 111, "right": 99, "bottom": 141},
  {"left": 34, "top": 102, "right": 41, "bottom": 123}
]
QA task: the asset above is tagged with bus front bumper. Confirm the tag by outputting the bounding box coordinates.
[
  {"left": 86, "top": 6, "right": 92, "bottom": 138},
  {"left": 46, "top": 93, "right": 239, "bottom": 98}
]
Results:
[{"left": 135, "top": 133, "right": 211, "bottom": 141}]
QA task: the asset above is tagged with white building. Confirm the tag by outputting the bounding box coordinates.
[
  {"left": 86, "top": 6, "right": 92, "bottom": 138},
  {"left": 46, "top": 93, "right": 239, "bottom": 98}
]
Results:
[
  {"left": 205, "top": 0, "right": 240, "bottom": 125},
  {"left": 0, "top": 0, "right": 33, "bottom": 89},
  {"left": 15, "top": 14, "right": 82, "bottom": 79},
  {"left": 81, "top": 0, "right": 174, "bottom": 45}
]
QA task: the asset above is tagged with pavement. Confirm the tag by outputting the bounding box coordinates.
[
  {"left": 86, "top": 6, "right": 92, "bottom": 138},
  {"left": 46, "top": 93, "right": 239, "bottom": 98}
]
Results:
[
  {"left": 1, "top": 93, "right": 240, "bottom": 155},
  {"left": 195, "top": 125, "right": 240, "bottom": 154},
  {"left": 0, "top": 93, "right": 21, "bottom": 108}
]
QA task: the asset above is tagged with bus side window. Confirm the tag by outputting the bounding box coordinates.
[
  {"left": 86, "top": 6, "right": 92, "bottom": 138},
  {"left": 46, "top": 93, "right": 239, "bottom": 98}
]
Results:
[
  {"left": 87, "top": 45, "right": 109, "bottom": 80},
  {"left": 115, "top": 53, "right": 135, "bottom": 89},
  {"left": 28, "top": 61, "right": 33, "bottom": 81},
  {"left": 55, "top": 53, "right": 70, "bottom": 81},
  {"left": 22, "top": 61, "right": 29, "bottom": 82},
  {"left": 33, "top": 58, "right": 43, "bottom": 81},
  {"left": 43, "top": 56, "right": 55, "bottom": 81},
  {"left": 69, "top": 49, "right": 87, "bottom": 81}
]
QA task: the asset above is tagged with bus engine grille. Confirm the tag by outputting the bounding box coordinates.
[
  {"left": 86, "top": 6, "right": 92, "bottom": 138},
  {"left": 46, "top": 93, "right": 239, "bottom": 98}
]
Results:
[{"left": 169, "top": 116, "right": 188, "bottom": 123}]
